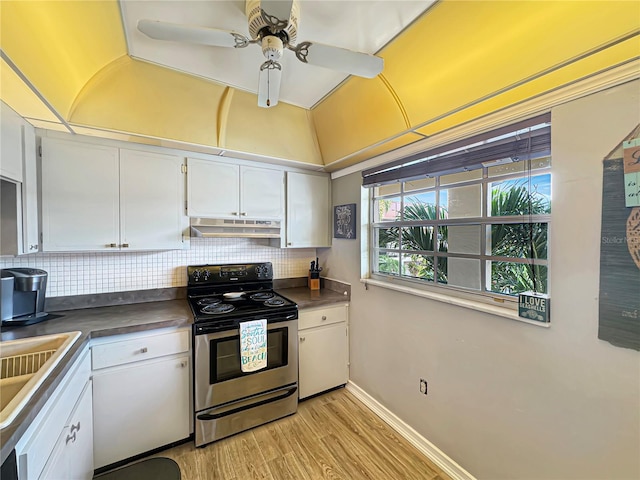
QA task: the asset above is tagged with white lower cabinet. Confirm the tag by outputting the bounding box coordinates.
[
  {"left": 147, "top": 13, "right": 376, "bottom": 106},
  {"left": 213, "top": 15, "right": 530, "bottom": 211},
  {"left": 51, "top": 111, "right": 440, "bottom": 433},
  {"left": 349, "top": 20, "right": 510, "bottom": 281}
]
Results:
[
  {"left": 38, "top": 381, "right": 94, "bottom": 480},
  {"left": 91, "top": 329, "right": 191, "bottom": 469},
  {"left": 16, "top": 348, "right": 92, "bottom": 480},
  {"left": 298, "top": 304, "right": 349, "bottom": 399}
]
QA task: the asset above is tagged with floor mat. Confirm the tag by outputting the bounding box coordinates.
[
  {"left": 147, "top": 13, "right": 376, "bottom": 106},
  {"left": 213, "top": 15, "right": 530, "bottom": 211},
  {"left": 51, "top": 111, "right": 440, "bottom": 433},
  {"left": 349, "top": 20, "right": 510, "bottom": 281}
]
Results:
[{"left": 94, "top": 458, "right": 180, "bottom": 480}]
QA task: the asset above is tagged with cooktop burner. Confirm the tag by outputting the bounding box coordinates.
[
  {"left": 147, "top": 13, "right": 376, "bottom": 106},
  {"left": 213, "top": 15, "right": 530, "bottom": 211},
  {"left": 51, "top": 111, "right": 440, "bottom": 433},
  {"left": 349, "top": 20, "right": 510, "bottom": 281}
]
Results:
[
  {"left": 197, "top": 297, "right": 221, "bottom": 306},
  {"left": 201, "top": 303, "right": 235, "bottom": 315},
  {"left": 264, "top": 298, "right": 286, "bottom": 307},
  {"left": 249, "top": 292, "right": 275, "bottom": 301}
]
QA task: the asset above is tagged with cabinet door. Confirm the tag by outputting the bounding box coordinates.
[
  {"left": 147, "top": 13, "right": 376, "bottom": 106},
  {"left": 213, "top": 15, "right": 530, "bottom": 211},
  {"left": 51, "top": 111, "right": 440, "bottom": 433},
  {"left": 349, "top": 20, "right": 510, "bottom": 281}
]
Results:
[
  {"left": 21, "top": 124, "right": 39, "bottom": 253},
  {"left": 286, "top": 172, "right": 331, "bottom": 247},
  {"left": 299, "top": 323, "right": 348, "bottom": 399},
  {"left": 187, "top": 158, "right": 239, "bottom": 218},
  {"left": 41, "top": 138, "right": 119, "bottom": 251},
  {"left": 93, "top": 355, "right": 190, "bottom": 468},
  {"left": 120, "top": 149, "right": 186, "bottom": 250},
  {"left": 0, "top": 102, "right": 23, "bottom": 182},
  {"left": 39, "top": 380, "right": 93, "bottom": 480},
  {"left": 241, "top": 166, "right": 284, "bottom": 219}
]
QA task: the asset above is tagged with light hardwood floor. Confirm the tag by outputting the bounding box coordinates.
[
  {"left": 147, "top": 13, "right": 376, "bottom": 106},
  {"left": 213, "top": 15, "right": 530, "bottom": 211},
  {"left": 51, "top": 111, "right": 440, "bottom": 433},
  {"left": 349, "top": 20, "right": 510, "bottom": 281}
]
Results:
[{"left": 151, "top": 387, "right": 451, "bottom": 480}]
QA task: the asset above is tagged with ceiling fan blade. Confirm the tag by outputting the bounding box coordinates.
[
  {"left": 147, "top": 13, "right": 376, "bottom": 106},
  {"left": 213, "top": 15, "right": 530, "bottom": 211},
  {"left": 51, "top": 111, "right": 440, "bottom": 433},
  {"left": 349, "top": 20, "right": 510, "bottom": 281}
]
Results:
[
  {"left": 291, "top": 41, "right": 383, "bottom": 78},
  {"left": 137, "top": 19, "right": 250, "bottom": 49},
  {"left": 260, "top": 0, "right": 294, "bottom": 29},
  {"left": 258, "top": 60, "right": 282, "bottom": 108}
]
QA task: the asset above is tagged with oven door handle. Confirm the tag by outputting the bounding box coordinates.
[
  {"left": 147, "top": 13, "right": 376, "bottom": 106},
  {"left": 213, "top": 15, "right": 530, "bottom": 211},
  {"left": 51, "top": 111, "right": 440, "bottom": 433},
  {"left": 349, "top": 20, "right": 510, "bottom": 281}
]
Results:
[{"left": 196, "top": 385, "right": 298, "bottom": 421}]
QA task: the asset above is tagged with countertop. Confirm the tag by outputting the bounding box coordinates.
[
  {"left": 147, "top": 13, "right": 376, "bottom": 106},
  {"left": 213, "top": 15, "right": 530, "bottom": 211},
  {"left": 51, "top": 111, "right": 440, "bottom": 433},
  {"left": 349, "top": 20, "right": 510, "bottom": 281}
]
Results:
[
  {"left": 279, "top": 286, "right": 350, "bottom": 309},
  {"left": 0, "top": 286, "right": 349, "bottom": 464}
]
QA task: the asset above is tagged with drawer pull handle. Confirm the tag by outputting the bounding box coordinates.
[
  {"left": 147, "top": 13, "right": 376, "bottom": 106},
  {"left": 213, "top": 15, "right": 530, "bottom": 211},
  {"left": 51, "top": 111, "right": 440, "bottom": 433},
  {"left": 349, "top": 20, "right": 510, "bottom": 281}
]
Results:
[
  {"left": 321, "top": 316, "right": 327, "bottom": 321},
  {"left": 140, "top": 347, "right": 148, "bottom": 354},
  {"left": 70, "top": 422, "right": 80, "bottom": 434},
  {"left": 300, "top": 336, "right": 306, "bottom": 342},
  {"left": 66, "top": 432, "right": 76, "bottom": 445}
]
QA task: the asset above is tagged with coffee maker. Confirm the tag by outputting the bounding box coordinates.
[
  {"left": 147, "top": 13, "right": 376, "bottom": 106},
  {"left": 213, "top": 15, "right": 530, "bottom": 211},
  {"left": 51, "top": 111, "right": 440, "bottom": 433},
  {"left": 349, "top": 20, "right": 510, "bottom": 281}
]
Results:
[{"left": 1, "top": 268, "right": 49, "bottom": 326}]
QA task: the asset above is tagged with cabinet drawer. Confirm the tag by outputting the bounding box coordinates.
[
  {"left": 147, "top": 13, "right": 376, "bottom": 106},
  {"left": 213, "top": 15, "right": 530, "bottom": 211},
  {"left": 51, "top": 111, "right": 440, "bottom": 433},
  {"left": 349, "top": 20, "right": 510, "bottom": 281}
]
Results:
[
  {"left": 299, "top": 304, "right": 347, "bottom": 330},
  {"left": 92, "top": 330, "right": 190, "bottom": 370}
]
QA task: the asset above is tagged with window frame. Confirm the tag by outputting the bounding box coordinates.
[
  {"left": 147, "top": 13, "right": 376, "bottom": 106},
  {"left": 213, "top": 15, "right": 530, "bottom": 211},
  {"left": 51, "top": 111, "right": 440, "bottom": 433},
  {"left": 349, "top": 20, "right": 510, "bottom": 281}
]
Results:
[{"left": 368, "top": 161, "right": 551, "bottom": 307}]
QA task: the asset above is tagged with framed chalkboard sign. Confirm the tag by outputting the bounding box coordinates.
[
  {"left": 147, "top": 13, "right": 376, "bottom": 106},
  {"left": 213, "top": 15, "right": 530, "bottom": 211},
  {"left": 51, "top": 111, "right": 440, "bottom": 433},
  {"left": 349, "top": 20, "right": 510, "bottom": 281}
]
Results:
[{"left": 334, "top": 203, "right": 356, "bottom": 239}]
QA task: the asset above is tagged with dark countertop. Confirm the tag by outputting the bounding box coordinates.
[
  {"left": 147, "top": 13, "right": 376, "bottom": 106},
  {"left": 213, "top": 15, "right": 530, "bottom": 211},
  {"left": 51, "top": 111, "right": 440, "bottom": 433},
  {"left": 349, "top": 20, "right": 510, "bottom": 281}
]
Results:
[
  {"left": 0, "top": 287, "right": 349, "bottom": 464},
  {"left": 0, "top": 300, "right": 193, "bottom": 465},
  {"left": 278, "top": 286, "right": 350, "bottom": 309}
]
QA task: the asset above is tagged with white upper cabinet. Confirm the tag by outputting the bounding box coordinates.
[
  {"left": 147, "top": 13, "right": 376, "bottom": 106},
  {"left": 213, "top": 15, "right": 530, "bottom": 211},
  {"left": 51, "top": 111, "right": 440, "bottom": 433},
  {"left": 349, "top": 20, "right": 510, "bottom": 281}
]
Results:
[
  {"left": 187, "top": 158, "right": 284, "bottom": 220},
  {"left": 286, "top": 172, "right": 331, "bottom": 248},
  {"left": 0, "top": 102, "right": 39, "bottom": 255},
  {"left": 22, "top": 125, "right": 39, "bottom": 253},
  {"left": 120, "top": 149, "right": 185, "bottom": 250},
  {"left": 41, "top": 137, "right": 186, "bottom": 251},
  {"left": 1, "top": 102, "right": 24, "bottom": 182},
  {"left": 42, "top": 138, "right": 120, "bottom": 251},
  {"left": 241, "top": 165, "right": 284, "bottom": 219}
]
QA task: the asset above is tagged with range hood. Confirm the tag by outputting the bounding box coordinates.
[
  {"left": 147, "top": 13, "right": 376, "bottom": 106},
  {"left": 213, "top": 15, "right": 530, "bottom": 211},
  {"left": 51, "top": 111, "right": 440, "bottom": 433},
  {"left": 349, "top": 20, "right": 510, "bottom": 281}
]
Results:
[{"left": 190, "top": 217, "right": 281, "bottom": 239}]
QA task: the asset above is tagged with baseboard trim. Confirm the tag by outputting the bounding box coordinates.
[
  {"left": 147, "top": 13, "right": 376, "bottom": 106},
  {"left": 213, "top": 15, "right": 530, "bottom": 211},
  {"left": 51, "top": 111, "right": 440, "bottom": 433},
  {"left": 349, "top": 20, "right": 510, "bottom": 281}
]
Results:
[{"left": 346, "top": 381, "right": 476, "bottom": 480}]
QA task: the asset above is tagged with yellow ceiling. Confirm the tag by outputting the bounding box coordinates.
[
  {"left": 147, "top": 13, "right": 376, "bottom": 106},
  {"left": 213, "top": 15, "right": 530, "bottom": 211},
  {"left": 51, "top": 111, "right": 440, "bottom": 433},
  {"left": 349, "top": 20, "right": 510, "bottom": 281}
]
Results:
[
  {"left": 0, "top": 0, "right": 126, "bottom": 118},
  {"left": 311, "top": 0, "right": 640, "bottom": 165},
  {"left": 0, "top": 0, "right": 638, "bottom": 169}
]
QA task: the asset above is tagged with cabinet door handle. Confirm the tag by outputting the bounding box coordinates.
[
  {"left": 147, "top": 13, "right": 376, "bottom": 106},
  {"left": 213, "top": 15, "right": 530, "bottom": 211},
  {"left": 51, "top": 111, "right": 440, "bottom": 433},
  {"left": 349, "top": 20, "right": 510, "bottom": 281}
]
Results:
[
  {"left": 231, "top": 212, "right": 238, "bottom": 216},
  {"left": 108, "top": 243, "right": 117, "bottom": 248},
  {"left": 29, "top": 244, "right": 38, "bottom": 250},
  {"left": 65, "top": 432, "right": 76, "bottom": 445},
  {"left": 240, "top": 212, "right": 247, "bottom": 216},
  {"left": 122, "top": 243, "right": 130, "bottom": 248},
  {"left": 300, "top": 336, "right": 305, "bottom": 342},
  {"left": 321, "top": 316, "right": 327, "bottom": 321},
  {"left": 287, "top": 242, "right": 292, "bottom": 246},
  {"left": 70, "top": 422, "right": 80, "bottom": 434},
  {"left": 180, "top": 361, "right": 187, "bottom": 368},
  {"left": 140, "top": 347, "right": 148, "bottom": 354}
]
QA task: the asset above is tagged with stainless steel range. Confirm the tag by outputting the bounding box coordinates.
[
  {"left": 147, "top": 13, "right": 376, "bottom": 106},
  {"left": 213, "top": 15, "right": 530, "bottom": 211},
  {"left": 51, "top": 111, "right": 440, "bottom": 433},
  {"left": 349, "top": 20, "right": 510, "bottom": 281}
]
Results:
[{"left": 187, "top": 262, "right": 298, "bottom": 447}]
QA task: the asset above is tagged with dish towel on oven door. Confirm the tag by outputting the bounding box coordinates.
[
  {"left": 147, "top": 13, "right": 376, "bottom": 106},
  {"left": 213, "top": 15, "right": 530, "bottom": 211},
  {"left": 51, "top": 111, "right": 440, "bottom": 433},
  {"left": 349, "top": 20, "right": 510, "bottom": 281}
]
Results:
[{"left": 240, "top": 319, "right": 268, "bottom": 372}]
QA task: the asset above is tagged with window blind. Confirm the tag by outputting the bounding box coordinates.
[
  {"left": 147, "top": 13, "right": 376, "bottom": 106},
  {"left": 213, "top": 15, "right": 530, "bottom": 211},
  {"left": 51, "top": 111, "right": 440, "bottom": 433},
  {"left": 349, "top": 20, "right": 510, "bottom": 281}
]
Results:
[{"left": 362, "top": 113, "right": 551, "bottom": 188}]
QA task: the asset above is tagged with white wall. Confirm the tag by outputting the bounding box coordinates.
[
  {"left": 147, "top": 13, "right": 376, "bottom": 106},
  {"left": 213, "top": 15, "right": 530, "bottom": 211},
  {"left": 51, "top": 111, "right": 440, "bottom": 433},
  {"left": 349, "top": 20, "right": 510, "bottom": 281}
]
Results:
[
  {"left": 320, "top": 81, "right": 640, "bottom": 479},
  {"left": 0, "top": 238, "right": 315, "bottom": 297}
]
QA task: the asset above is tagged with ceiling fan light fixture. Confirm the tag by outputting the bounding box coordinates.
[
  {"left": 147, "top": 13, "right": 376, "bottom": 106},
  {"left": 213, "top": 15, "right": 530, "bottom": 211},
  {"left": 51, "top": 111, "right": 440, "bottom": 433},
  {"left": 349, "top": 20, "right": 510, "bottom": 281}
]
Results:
[{"left": 261, "top": 35, "right": 284, "bottom": 60}]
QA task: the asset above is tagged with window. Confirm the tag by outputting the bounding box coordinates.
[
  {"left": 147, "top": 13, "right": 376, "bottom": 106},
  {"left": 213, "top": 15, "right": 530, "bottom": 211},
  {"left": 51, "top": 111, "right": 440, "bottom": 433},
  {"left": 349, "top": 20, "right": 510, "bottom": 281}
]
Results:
[{"left": 365, "top": 115, "right": 551, "bottom": 303}]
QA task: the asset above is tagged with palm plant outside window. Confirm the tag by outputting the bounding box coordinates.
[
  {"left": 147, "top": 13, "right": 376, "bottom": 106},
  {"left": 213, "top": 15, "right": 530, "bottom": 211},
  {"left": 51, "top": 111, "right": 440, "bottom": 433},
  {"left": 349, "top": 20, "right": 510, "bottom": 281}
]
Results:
[{"left": 367, "top": 118, "right": 551, "bottom": 300}]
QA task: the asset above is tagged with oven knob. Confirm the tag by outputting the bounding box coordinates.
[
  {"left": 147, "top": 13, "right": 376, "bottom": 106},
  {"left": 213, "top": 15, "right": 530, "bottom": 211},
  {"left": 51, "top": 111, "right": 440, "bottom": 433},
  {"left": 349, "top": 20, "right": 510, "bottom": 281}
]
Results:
[
  {"left": 192, "top": 269, "right": 202, "bottom": 281},
  {"left": 202, "top": 270, "right": 211, "bottom": 280}
]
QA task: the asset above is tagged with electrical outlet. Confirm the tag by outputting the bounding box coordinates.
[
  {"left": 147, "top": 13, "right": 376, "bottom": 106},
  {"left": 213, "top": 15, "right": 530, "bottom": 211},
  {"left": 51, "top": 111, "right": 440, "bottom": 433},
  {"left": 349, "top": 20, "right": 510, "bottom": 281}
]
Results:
[{"left": 419, "top": 378, "right": 428, "bottom": 395}]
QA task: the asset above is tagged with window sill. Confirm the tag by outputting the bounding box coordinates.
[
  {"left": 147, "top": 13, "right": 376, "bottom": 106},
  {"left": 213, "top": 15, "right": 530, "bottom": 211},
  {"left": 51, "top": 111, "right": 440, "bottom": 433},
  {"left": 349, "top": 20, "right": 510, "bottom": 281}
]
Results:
[{"left": 359, "top": 277, "right": 551, "bottom": 328}]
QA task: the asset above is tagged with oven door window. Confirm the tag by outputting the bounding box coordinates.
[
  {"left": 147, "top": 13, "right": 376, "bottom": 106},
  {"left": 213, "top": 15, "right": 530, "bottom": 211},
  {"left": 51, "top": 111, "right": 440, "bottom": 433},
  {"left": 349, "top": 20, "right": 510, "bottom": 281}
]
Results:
[{"left": 210, "top": 327, "right": 288, "bottom": 384}]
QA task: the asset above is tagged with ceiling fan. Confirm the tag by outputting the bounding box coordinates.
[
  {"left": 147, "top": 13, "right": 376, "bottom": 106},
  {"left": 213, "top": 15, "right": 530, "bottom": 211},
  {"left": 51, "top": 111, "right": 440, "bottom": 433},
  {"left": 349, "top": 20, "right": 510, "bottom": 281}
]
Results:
[{"left": 137, "top": 0, "right": 384, "bottom": 108}]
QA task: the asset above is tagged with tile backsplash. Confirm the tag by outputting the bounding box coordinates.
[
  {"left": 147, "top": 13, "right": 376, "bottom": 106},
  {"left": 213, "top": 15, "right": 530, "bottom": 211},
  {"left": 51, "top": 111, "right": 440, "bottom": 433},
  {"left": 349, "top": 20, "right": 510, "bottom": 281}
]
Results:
[{"left": 0, "top": 238, "right": 316, "bottom": 297}]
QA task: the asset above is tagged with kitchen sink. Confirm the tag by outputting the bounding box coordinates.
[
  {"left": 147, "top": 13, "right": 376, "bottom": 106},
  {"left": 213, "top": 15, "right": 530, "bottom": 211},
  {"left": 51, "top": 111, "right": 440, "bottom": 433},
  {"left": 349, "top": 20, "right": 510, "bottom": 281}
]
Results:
[{"left": 0, "top": 331, "right": 81, "bottom": 428}]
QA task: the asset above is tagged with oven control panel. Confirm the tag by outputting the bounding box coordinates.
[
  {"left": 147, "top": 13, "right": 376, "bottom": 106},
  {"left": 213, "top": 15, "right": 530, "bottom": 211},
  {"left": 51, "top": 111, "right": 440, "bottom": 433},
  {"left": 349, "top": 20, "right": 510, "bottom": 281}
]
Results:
[{"left": 188, "top": 262, "right": 273, "bottom": 285}]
